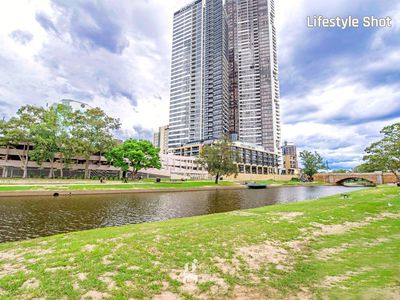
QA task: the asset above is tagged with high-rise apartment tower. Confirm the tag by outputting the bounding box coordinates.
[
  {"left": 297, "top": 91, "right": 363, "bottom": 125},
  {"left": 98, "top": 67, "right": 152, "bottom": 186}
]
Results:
[
  {"left": 227, "top": 0, "right": 281, "bottom": 155},
  {"left": 169, "top": 0, "right": 281, "bottom": 160},
  {"left": 168, "top": 0, "right": 229, "bottom": 148}
]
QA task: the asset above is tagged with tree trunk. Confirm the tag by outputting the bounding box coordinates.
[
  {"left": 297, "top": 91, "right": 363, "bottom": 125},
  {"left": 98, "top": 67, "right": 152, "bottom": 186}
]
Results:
[
  {"left": 49, "top": 159, "right": 54, "bottom": 179},
  {"left": 215, "top": 173, "right": 220, "bottom": 184},
  {"left": 59, "top": 154, "right": 64, "bottom": 178},
  {"left": 2, "top": 146, "right": 9, "bottom": 178},
  {"left": 22, "top": 144, "right": 30, "bottom": 179},
  {"left": 391, "top": 170, "right": 400, "bottom": 183},
  {"left": 84, "top": 159, "right": 90, "bottom": 179}
]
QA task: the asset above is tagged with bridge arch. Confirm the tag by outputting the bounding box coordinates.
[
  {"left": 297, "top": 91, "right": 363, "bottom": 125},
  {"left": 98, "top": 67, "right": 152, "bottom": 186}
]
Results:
[{"left": 335, "top": 177, "right": 376, "bottom": 186}]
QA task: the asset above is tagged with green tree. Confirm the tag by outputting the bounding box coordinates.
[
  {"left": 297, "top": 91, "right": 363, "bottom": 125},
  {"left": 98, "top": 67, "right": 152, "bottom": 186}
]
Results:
[
  {"left": 353, "top": 162, "right": 377, "bottom": 173},
  {"left": 0, "top": 106, "right": 45, "bottom": 178},
  {"left": 363, "top": 123, "right": 400, "bottom": 182},
  {"left": 300, "top": 150, "right": 327, "bottom": 181},
  {"left": 70, "top": 108, "right": 121, "bottom": 179},
  {"left": 106, "top": 139, "right": 161, "bottom": 180},
  {"left": 30, "top": 104, "right": 74, "bottom": 178},
  {"left": 198, "top": 135, "right": 238, "bottom": 184}
]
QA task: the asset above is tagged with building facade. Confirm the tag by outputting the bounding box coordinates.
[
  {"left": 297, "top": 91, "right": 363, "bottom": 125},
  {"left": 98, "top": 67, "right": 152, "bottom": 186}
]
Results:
[
  {"left": 171, "top": 140, "right": 280, "bottom": 175},
  {"left": 229, "top": 0, "right": 281, "bottom": 156},
  {"left": 0, "top": 144, "right": 207, "bottom": 180},
  {"left": 153, "top": 125, "right": 169, "bottom": 154},
  {"left": 281, "top": 141, "right": 299, "bottom": 175},
  {"left": 168, "top": 0, "right": 229, "bottom": 148},
  {"left": 168, "top": 0, "right": 282, "bottom": 167}
]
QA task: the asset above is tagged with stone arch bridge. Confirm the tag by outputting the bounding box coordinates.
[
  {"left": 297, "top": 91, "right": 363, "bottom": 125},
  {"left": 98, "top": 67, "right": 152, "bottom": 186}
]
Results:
[{"left": 314, "top": 173, "right": 399, "bottom": 185}]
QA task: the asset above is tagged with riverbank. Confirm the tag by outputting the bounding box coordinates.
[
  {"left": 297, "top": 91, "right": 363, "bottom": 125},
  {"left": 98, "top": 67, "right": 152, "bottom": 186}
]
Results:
[
  {"left": 0, "top": 186, "right": 398, "bottom": 299},
  {"left": 0, "top": 179, "right": 326, "bottom": 197}
]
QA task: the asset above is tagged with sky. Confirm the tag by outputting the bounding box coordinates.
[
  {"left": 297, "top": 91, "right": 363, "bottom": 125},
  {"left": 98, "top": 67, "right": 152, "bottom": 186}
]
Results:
[{"left": 0, "top": 0, "right": 399, "bottom": 170}]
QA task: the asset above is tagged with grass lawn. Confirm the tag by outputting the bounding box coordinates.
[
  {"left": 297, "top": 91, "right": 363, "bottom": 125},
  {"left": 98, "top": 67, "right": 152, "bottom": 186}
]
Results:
[
  {"left": 0, "top": 180, "right": 235, "bottom": 192},
  {"left": 0, "top": 186, "right": 399, "bottom": 299}
]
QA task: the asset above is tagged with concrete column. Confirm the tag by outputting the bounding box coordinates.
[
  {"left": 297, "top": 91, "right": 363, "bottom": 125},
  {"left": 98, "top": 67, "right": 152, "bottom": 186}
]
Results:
[{"left": 376, "top": 172, "right": 383, "bottom": 185}]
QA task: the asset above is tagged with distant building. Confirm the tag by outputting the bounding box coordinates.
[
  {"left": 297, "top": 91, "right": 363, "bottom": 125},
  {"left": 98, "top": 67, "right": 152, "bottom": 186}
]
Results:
[
  {"left": 281, "top": 141, "right": 299, "bottom": 175},
  {"left": 153, "top": 125, "right": 169, "bottom": 154}
]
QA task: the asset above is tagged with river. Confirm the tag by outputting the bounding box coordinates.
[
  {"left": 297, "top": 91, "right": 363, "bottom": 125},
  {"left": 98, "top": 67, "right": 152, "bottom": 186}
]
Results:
[{"left": 0, "top": 186, "right": 364, "bottom": 243}]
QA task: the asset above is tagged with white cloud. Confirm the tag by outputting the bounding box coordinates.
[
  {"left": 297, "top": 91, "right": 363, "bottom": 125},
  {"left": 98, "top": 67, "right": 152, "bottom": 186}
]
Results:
[{"left": 0, "top": 0, "right": 399, "bottom": 169}]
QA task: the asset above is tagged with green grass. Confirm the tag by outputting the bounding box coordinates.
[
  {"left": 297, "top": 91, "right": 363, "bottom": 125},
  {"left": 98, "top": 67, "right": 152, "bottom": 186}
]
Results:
[
  {"left": 0, "top": 180, "right": 235, "bottom": 192},
  {"left": 0, "top": 186, "right": 399, "bottom": 299}
]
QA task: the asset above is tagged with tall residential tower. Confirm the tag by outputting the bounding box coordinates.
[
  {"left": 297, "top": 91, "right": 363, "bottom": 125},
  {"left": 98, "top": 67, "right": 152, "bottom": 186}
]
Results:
[
  {"left": 227, "top": 0, "right": 281, "bottom": 155},
  {"left": 168, "top": 0, "right": 229, "bottom": 148},
  {"left": 169, "top": 0, "right": 281, "bottom": 161}
]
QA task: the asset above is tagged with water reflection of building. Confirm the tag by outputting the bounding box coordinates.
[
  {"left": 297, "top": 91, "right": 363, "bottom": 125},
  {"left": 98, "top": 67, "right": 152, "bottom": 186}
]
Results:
[{"left": 281, "top": 141, "right": 299, "bottom": 175}]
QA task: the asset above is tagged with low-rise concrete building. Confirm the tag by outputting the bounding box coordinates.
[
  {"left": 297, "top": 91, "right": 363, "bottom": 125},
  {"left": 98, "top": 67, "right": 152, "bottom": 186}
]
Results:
[
  {"left": 170, "top": 140, "right": 281, "bottom": 176},
  {"left": 0, "top": 144, "right": 207, "bottom": 180}
]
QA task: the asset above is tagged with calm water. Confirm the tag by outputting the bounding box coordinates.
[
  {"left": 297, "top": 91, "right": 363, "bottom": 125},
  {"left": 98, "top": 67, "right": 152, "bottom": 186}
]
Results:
[{"left": 0, "top": 186, "right": 364, "bottom": 243}]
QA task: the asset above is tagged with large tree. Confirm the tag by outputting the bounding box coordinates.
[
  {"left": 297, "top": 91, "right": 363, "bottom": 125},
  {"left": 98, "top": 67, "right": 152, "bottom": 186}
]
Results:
[
  {"left": 0, "top": 106, "right": 45, "bottom": 178},
  {"left": 70, "top": 107, "right": 121, "bottom": 179},
  {"left": 30, "top": 104, "right": 73, "bottom": 178},
  {"left": 106, "top": 139, "right": 161, "bottom": 179},
  {"left": 363, "top": 122, "right": 400, "bottom": 182},
  {"left": 198, "top": 135, "right": 238, "bottom": 184},
  {"left": 300, "top": 150, "right": 327, "bottom": 181}
]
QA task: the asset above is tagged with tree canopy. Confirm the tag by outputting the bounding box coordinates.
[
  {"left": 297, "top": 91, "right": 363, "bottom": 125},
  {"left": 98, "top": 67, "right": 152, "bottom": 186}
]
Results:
[
  {"left": 198, "top": 135, "right": 238, "bottom": 184},
  {"left": 363, "top": 122, "right": 400, "bottom": 182},
  {"left": 300, "top": 150, "right": 327, "bottom": 181},
  {"left": 106, "top": 139, "right": 161, "bottom": 179},
  {"left": 69, "top": 107, "right": 121, "bottom": 178},
  {"left": 1, "top": 103, "right": 120, "bottom": 179}
]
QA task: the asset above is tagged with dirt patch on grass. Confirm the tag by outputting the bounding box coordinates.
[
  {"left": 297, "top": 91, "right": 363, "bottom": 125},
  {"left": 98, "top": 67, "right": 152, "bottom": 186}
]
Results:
[
  {"left": 275, "top": 212, "right": 304, "bottom": 221},
  {"left": 285, "top": 240, "right": 309, "bottom": 252},
  {"left": 0, "top": 263, "right": 29, "bottom": 276},
  {"left": 321, "top": 268, "right": 370, "bottom": 288},
  {"left": 236, "top": 241, "right": 289, "bottom": 270},
  {"left": 127, "top": 265, "right": 140, "bottom": 271},
  {"left": 99, "top": 272, "right": 117, "bottom": 290},
  {"left": 46, "top": 266, "right": 73, "bottom": 273},
  {"left": 0, "top": 249, "right": 23, "bottom": 261},
  {"left": 310, "top": 212, "right": 400, "bottom": 237},
  {"left": 30, "top": 248, "right": 54, "bottom": 256},
  {"left": 231, "top": 285, "right": 278, "bottom": 300},
  {"left": 311, "top": 221, "right": 364, "bottom": 235},
  {"left": 77, "top": 272, "right": 88, "bottom": 281},
  {"left": 213, "top": 256, "right": 242, "bottom": 276},
  {"left": 228, "top": 211, "right": 258, "bottom": 217},
  {"left": 22, "top": 278, "right": 40, "bottom": 290},
  {"left": 169, "top": 260, "right": 228, "bottom": 295},
  {"left": 80, "top": 290, "right": 110, "bottom": 299},
  {"left": 153, "top": 291, "right": 181, "bottom": 300},
  {"left": 102, "top": 254, "right": 113, "bottom": 265},
  {"left": 316, "top": 243, "right": 351, "bottom": 260},
  {"left": 82, "top": 244, "right": 96, "bottom": 252}
]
